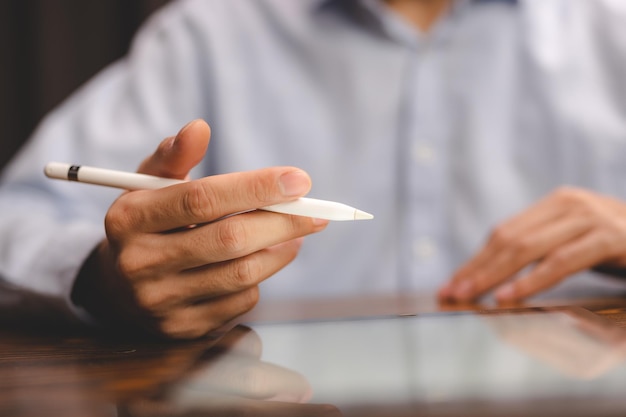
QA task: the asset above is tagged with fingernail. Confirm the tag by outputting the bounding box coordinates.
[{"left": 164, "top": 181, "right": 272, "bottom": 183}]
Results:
[
  {"left": 278, "top": 170, "right": 310, "bottom": 197},
  {"left": 171, "top": 121, "right": 196, "bottom": 149},
  {"left": 179, "top": 119, "right": 199, "bottom": 136},
  {"left": 495, "top": 284, "right": 515, "bottom": 301},
  {"left": 165, "top": 136, "right": 177, "bottom": 151}
]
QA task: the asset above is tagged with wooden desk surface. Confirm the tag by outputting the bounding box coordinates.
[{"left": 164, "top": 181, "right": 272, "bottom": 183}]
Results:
[{"left": 2, "top": 294, "right": 626, "bottom": 417}]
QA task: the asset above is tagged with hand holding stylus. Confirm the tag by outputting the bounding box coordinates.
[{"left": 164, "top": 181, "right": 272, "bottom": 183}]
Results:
[
  {"left": 44, "top": 164, "right": 373, "bottom": 221},
  {"left": 71, "top": 120, "right": 329, "bottom": 339}
]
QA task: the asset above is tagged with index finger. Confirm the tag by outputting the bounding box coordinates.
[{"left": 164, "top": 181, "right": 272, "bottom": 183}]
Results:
[
  {"left": 116, "top": 167, "right": 312, "bottom": 232},
  {"left": 439, "top": 197, "right": 566, "bottom": 300}
]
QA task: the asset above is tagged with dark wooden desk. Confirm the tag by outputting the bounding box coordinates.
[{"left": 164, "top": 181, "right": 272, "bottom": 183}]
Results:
[{"left": 2, "top": 294, "right": 626, "bottom": 417}]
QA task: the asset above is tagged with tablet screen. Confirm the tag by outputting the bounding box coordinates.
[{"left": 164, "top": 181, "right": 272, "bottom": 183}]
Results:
[{"left": 172, "top": 307, "right": 626, "bottom": 416}]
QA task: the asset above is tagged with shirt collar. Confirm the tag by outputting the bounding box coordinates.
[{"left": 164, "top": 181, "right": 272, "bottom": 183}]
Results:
[
  {"left": 312, "top": 0, "right": 518, "bottom": 11},
  {"left": 311, "top": 0, "right": 518, "bottom": 48}
]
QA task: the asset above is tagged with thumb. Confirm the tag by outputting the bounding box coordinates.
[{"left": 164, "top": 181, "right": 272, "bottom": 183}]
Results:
[{"left": 137, "top": 119, "right": 210, "bottom": 179}]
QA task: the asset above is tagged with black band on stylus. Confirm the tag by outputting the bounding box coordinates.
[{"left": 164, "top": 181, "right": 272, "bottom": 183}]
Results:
[{"left": 68, "top": 165, "right": 80, "bottom": 181}]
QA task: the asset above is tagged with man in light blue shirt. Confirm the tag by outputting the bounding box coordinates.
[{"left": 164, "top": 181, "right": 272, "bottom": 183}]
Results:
[{"left": 2, "top": 0, "right": 626, "bottom": 338}]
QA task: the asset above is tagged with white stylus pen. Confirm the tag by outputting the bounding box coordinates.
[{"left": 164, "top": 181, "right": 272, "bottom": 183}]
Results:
[{"left": 44, "top": 162, "right": 374, "bottom": 221}]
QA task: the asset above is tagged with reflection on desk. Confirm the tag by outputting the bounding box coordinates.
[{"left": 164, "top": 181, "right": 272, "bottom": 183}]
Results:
[
  {"left": 241, "top": 307, "right": 626, "bottom": 416},
  {"left": 2, "top": 297, "right": 626, "bottom": 417}
]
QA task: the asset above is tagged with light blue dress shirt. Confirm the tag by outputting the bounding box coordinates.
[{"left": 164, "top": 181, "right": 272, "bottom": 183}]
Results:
[{"left": 1, "top": 0, "right": 626, "bottom": 318}]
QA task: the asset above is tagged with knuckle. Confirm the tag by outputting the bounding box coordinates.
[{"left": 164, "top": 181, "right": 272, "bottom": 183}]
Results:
[
  {"left": 115, "top": 247, "right": 147, "bottom": 279},
  {"left": 135, "top": 284, "right": 175, "bottom": 311},
  {"left": 489, "top": 225, "right": 514, "bottom": 247},
  {"left": 231, "top": 257, "right": 263, "bottom": 288},
  {"left": 251, "top": 175, "right": 275, "bottom": 205},
  {"left": 134, "top": 286, "right": 155, "bottom": 310},
  {"left": 104, "top": 197, "right": 139, "bottom": 237},
  {"left": 553, "top": 186, "right": 589, "bottom": 204},
  {"left": 550, "top": 189, "right": 614, "bottom": 232},
  {"left": 182, "top": 181, "right": 219, "bottom": 221},
  {"left": 216, "top": 219, "right": 248, "bottom": 255}
]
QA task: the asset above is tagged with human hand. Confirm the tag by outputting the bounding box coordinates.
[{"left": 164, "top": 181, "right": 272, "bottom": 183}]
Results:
[
  {"left": 439, "top": 187, "right": 626, "bottom": 303},
  {"left": 72, "top": 120, "right": 329, "bottom": 339}
]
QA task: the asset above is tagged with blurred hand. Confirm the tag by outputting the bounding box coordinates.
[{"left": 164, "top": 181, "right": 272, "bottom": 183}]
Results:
[
  {"left": 171, "top": 326, "right": 314, "bottom": 403},
  {"left": 72, "top": 120, "right": 329, "bottom": 339},
  {"left": 122, "top": 326, "right": 343, "bottom": 417},
  {"left": 439, "top": 187, "right": 626, "bottom": 303},
  {"left": 486, "top": 308, "right": 626, "bottom": 379}
]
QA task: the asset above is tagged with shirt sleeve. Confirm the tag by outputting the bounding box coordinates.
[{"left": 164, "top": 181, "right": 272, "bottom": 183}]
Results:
[{"left": 0, "top": 0, "right": 213, "bottom": 322}]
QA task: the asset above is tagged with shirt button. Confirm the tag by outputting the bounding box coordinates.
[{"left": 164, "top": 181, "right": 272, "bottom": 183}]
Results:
[
  {"left": 413, "top": 237, "right": 437, "bottom": 260},
  {"left": 412, "top": 143, "right": 435, "bottom": 164}
]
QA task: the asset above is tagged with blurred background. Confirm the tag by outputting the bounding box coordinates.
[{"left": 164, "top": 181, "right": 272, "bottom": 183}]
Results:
[{"left": 0, "top": 0, "right": 171, "bottom": 170}]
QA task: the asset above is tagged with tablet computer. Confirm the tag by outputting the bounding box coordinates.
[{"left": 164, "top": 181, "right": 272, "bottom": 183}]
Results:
[{"left": 173, "top": 307, "right": 626, "bottom": 416}]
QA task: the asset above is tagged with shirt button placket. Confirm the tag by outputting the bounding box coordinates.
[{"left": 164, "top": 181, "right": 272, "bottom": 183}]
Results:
[
  {"left": 412, "top": 143, "right": 435, "bottom": 165},
  {"left": 402, "top": 45, "right": 448, "bottom": 291},
  {"left": 412, "top": 236, "right": 438, "bottom": 261}
]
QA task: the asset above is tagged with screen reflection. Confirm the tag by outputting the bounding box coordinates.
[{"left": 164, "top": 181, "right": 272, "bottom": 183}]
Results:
[{"left": 165, "top": 308, "right": 626, "bottom": 416}]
